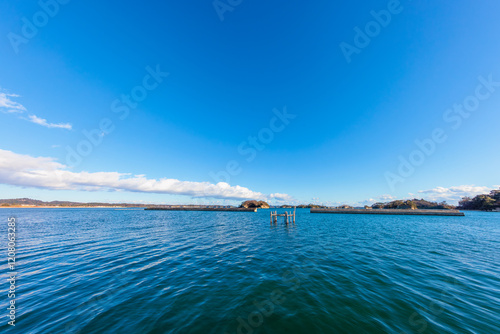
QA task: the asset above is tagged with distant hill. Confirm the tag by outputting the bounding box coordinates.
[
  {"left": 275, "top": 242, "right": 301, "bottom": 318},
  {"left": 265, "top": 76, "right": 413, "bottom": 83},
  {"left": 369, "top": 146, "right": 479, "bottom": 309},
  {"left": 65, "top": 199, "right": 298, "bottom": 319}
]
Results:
[
  {"left": 0, "top": 198, "right": 239, "bottom": 208},
  {"left": 0, "top": 198, "right": 146, "bottom": 207}
]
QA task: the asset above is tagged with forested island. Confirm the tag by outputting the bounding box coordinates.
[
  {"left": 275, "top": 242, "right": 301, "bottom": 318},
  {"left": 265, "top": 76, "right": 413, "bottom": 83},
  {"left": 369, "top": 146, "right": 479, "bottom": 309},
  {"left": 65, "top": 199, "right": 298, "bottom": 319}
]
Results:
[
  {"left": 371, "top": 199, "right": 455, "bottom": 210},
  {"left": 458, "top": 189, "right": 500, "bottom": 211}
]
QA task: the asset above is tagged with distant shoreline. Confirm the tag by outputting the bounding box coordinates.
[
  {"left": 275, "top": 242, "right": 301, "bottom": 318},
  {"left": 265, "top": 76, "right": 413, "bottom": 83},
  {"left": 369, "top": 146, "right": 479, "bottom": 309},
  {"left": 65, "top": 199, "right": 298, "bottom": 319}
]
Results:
[
  {"left": 0, "top": 206, "right": 131, "bottom": 209},
  {"left": 1, "top": 196, "right": 498, "bottom": 213}
]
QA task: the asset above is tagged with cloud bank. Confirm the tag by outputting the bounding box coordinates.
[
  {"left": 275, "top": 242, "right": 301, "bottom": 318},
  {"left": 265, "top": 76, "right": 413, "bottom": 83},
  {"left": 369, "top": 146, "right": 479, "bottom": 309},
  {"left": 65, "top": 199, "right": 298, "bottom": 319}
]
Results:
[
  {"left": 418, "top": 185, "right": 496, "bottom": 203},
  {"left": 0, "top": 149, "right": 280, "bottom": 201},
  {"left": 356, "top": 187, "right": 496, "bottom": 207},
  {"left": 269, "top": 193, "right": 296, "bottom": 202}
]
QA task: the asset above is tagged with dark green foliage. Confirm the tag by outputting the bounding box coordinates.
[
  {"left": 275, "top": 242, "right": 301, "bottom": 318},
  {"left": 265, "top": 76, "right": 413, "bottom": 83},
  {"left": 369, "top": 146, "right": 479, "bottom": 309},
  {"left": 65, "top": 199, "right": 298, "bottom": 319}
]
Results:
[
  {"left": 458, "top": 189, "right": 500, "bottom": 211},
  {"left": 372, "top": 199, "right": 454, "bottom": 210},
  {"left": 298, "top": 204, "right": 328, "bottom": 208}
]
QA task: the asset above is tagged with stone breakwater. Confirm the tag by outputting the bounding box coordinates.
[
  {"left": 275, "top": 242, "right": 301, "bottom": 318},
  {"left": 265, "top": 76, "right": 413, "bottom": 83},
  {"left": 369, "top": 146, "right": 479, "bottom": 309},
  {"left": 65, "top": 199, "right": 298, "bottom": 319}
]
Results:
[
  {"left": 145, "top": 207, "right": 257, "bottom": 212},
  {"left": 310, "top": 208, "right": 465, "bottom": 216}
]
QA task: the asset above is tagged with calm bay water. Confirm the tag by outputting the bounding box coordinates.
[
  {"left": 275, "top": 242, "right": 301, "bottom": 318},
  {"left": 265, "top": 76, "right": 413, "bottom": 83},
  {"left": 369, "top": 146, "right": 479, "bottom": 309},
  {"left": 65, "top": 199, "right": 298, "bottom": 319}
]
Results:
[{"left": 0, "top": 208, "right": 499, "bottom": 334}]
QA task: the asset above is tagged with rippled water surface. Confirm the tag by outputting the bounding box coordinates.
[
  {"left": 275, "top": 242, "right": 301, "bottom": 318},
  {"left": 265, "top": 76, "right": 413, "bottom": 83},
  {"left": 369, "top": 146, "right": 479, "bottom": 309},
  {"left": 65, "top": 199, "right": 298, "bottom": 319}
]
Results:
[{"left": 0, "top": 208, "right": 499, "bottom": 333}]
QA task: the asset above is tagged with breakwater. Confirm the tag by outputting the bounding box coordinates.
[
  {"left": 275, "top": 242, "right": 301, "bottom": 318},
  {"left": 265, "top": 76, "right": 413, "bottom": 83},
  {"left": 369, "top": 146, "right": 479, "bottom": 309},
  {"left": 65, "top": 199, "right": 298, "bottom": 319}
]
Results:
[
  {"left": 310, "top": 208, "right": 465, "bottom": 216},
  {"left": 145, "top": 207, "right": 257, "bottom": 212}
]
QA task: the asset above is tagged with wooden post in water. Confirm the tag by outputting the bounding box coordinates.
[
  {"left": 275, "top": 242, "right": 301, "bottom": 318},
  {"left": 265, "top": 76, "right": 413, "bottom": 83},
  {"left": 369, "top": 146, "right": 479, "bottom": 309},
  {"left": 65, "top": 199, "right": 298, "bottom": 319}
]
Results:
[{"left": 270, "top": 210, "right": 296, "bottom": 225}]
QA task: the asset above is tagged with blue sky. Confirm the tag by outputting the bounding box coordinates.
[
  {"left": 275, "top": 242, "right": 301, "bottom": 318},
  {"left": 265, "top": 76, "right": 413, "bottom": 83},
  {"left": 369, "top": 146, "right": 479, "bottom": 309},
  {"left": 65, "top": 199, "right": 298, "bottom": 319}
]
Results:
[{"left": 0, "top": 0, "right": 499, "bottom": 205}]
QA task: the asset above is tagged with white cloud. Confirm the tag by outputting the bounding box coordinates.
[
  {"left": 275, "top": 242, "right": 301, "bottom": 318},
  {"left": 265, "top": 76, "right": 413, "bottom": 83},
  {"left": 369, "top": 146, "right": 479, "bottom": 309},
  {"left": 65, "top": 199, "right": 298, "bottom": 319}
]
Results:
[
  {"left": 27, "top": 115, "right": 72, "bottom": 130},
  {"left": 0, "top": 149, "right": 284, "bottom": 201},
  {"left": 1, "top": 88, "right": 72, "bottom": 130},
  {"left": 352, "top": 194, "right": 396, "bottom": 207},
  {"left": 418, "top": 185, "right": 495, "bottom": 203},
  {"left": 379, "top": 194, "right": 395, "bottom": 201},
  {"left": 0, "top": 92, "right": 26, "bottom": 113},
  {"left": 269, "top": 193, "right": 296, "bottom": 202},
  {"left": 353, "top": 198, "right": 376, "bottom": 207}
]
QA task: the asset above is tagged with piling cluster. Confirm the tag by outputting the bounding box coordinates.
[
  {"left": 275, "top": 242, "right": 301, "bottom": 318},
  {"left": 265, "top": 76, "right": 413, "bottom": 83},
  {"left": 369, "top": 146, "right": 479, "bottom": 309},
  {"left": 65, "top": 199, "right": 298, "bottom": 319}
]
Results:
[{"left": 270, "top": 209, "right": 296, "bottom": 224}]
